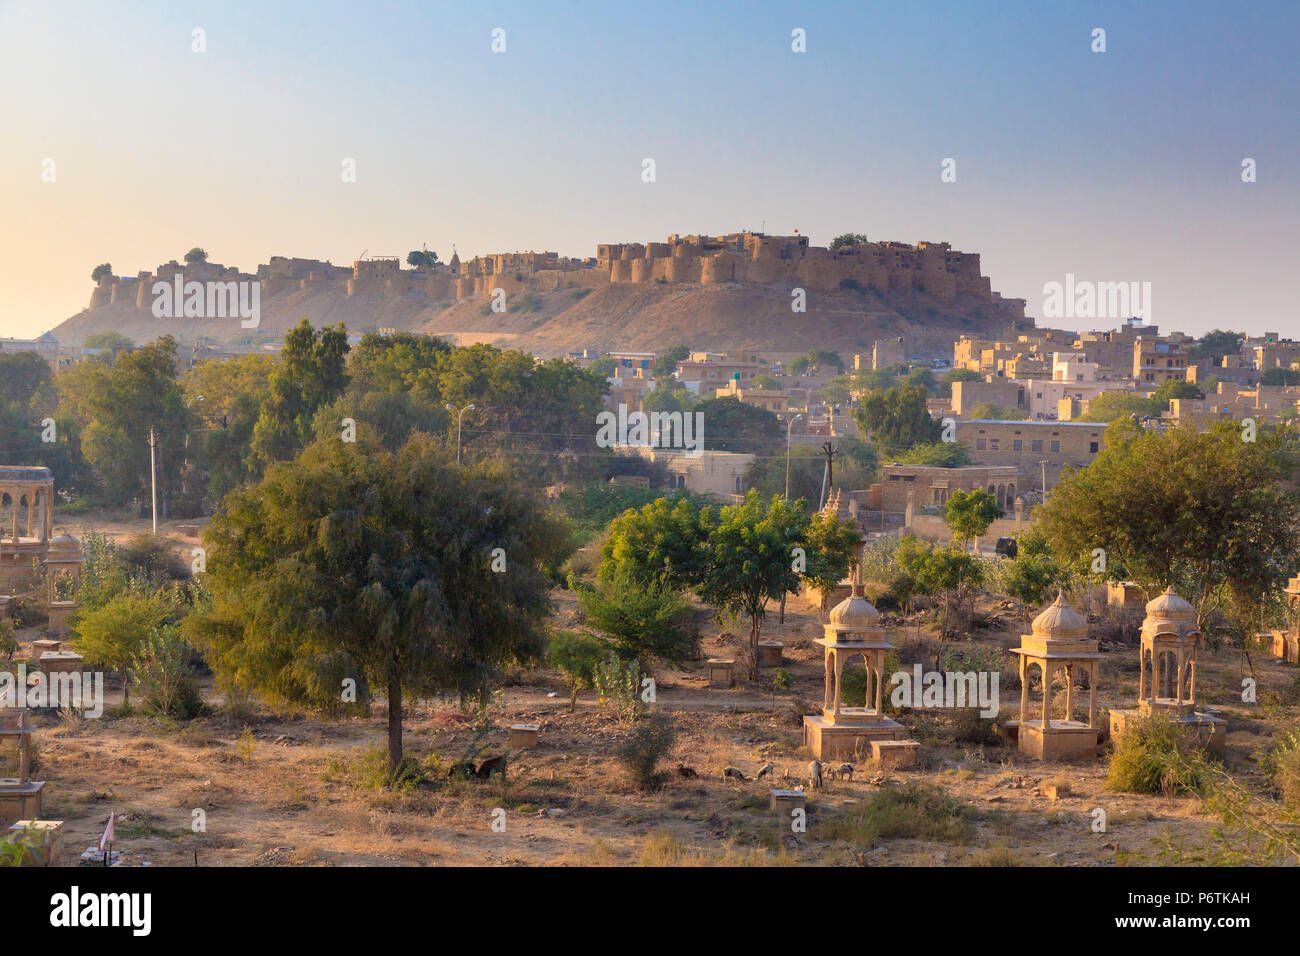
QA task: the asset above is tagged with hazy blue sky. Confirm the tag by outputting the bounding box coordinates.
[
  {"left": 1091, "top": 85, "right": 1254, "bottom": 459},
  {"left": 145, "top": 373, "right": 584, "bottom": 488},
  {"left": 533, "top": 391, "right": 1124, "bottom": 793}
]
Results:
[{"left": 1, "top": 0, "right": 1296, "bottom": 339}]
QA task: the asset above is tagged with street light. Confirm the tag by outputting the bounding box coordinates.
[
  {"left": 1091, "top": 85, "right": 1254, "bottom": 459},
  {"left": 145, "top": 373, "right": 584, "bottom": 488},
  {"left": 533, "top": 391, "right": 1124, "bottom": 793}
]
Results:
[
  {"left": 446, "top": 403, "right": 476, "bottom": 465},
  {"left": 784, "top": 413, "right": 804, "bottom": 498}
]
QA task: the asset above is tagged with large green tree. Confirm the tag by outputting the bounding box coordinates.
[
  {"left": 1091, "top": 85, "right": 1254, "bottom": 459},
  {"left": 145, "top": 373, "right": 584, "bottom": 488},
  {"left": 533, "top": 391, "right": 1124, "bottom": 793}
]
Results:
[
  {"left": 188, "top": 434, "right": 570, "bottom": 775},
  {"left": 1038, "top": 419, "right": 1300, "bottom": 644},
  {"left": 854, "top": 383, "right": 940, "bottom": 455}
]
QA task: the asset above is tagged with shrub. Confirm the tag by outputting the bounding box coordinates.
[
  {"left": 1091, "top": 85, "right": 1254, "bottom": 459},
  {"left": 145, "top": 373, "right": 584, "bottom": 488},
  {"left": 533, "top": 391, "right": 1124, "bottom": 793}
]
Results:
[
  {"left": 130, "top": 626, "right": 206, "bottom": 719},
  {"left": 1106, "top": 716, "right": 1205, "bottom": 796},
  {"left": 825, "top": 781, "right": 973, "bottom": 844},
  {"left": 617, "top": 711, "right": 676, "bottom": 790},
  {"left": 549, "top": 630, "right": 608, "bottom": 710},
  {"left": 0, "top": 620, "right": 16, "bottom": 660},
  {"left": 1267, "top": 731, "right": 1300, "bottom": 809},
  {"left": 949, "top": 707, "right": 1000, "bottom": 745},
  {"left": 592, "top": 653, "right": 643, "bottom": 723}
]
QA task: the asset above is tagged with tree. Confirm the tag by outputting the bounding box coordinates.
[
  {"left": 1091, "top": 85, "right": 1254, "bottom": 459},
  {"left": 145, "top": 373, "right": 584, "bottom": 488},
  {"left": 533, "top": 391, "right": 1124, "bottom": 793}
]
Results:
[
  {"left": 651, "top": 344, "right": 690, "bottom": 379},
  {"left": 1191, "top": 329, "right": 1246, "bottom": 362},
  {"left": 1038, "top": 419, "right": 1300, "bottom": 648},
  {"left": 968, "top": 401, "right": 1027, "bottom": 420},
  {"left": 575, "top": 573, "right": 695, "bottom": 666},
  {"left": 73, "top": 589, "right": 173, "bottom": 705},
  {"left": 696, "top": 396, "right": 781, "bottom": 455},
  {"left": 1261, "top": 367, "right": 1300, "bottom": 386},
  {"left": 188, "top": 435, "right": 569, "bottom": 776},
  {"left": 184, "top": 247, "right": 209, "bottom": 264},
  {"left": 894, "top": 537, "right": 983, "bottom": 664},
  {"left": 91, "top": 263, "right": 113, "bottom": 282},
  {"left": 829, "top": 233, "right": 869, "bottom": 250},
  {"left": 249, "top": 319, "right": 350, "bottom": 469},
  {"left": 999, "top": 529, "right": 1070, "bottom": 621},
  {"left": 57, "top": 336, "right": 190, "bottom": 509},
  {"left": 944, "top": 488, "right": 1003, "bottom": 549},
  {"left": 698, "top": 493, "right": 837, "bottom": 679},
  {"left": 854, "top": 383, "right": 940, "bottom": 455},
  {"left": 81, "top": 331, "right": 135, "bottom": 361},
  {"left": 600, "top": 497, "right": 708, "bottom": 587},
  {"left": 939, "top": 367, "right": 980, "bottom": 396},
  {"left": 548, "top": 631, "right": 607, "bottom": 710},
  {"left": 406, "top": 249, "right": 441, "bottom": 269}
]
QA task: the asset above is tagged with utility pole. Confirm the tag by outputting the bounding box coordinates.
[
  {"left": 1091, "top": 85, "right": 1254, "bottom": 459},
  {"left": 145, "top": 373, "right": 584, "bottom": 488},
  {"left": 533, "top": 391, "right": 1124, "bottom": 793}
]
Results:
[
  {"left": 784, "top": 413, "right": 804, "bottom": 499},
  {"left": 148, "top": 427, "right": 158, "bottom": 535},
  {"left": 818, "top": 440, "right": 838, "bottom": 511},
  {"left": 446, "top": 403, "right": 476, "bottom": 465},
  {"left": 1040, "top": 459, "right": 1048, "bottom": 502}
]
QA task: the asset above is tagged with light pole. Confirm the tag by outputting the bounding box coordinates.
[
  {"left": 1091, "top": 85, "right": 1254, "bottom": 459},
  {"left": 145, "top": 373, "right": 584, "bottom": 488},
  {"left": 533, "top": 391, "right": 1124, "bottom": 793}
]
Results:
[
  {"left": 446, "top": 403, "right": 475, "bottom": 465},
  {"left": 1039, "top": 459, "right": 1048, "bottom": 501},
  {"left": 784, "top": 413, "right": 804, "bottom": 498}
]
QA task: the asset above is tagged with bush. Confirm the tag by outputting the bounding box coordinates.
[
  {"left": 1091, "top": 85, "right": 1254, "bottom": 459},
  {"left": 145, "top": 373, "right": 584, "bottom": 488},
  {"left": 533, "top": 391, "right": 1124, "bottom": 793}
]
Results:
[
  {"left": 592, "top": 653, "right": 643, "bottom": 724},
  {"left": 1106, "top": 716, "right": 1205, "bottom": 796},
  {"left": 617, "top": 711, "right": 676, "bottom": 790},
  {"left": 949, "top": 707, "right": 1000, "bottom": 745},
  {"left": 1267, "top": 731, "right": 1300, "bottom": 809},
  {"left": 130, "top": 626, "right": 206, "bottom": 720},
  {"left": 0, "top": 620, "right": 16, "bottom": 660},
  {"left": 548, "top": 630, "right": 608, "bottom": 710},
  {"left": 824, "top": 781, "right": 973, "bottom": 844}
]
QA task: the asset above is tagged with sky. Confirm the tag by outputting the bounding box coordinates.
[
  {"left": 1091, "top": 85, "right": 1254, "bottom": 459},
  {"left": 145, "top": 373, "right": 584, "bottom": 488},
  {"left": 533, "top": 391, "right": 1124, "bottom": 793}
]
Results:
[{"left": 1, "top": 0, "right": 1296, "bottom": 340}]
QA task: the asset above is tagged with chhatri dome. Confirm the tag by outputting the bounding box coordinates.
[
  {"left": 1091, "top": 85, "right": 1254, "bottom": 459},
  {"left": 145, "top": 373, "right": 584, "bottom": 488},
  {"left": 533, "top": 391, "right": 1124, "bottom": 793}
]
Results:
[
  {"left": 827, "top": 580, "right": 881, "bottom": 630},
  {"left": 1031, "top": 592, "right": 1088, "bottom": 641},
  {"left": 1146, "top": 586, "right": 1196, "bottom": 622}
]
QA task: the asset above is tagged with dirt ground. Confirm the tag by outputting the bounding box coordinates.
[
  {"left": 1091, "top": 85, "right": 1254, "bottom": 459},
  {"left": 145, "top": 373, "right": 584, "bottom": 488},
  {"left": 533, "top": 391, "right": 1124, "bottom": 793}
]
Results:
[{"left": 7, "top": 515, "right": 1299, "bottom": 866}]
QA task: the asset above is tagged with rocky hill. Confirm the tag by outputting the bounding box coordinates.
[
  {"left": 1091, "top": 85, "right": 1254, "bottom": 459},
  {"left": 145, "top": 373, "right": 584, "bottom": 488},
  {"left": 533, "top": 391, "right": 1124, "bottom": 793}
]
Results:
[{"left": 51, "top": 279, "right": 1023, "bottom": 360}]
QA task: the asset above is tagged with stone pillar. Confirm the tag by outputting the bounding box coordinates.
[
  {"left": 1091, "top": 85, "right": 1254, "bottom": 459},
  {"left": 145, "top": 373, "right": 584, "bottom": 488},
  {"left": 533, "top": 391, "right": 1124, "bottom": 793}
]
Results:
[
  {"left": 1138, "top": 647, "right": 1147, "bottom": 702},
  {"left": 1088, "top": 663, "right": 1097, "bottom": 729},
  {"left": 823, "top": 647, "right": 833, "bottom": 710},
  {"left": 872, "top": 654, "right": 883, "bottom": 715},
  {"left": 832, "top": 652, "right": 843, "bottom": 718},
  {"left": 1041, "top": 664, "right": 1051, "bottom": 728},
  {"left": 1065, "top": 665, "right": 1074, "bottom": 722},
  {"left": 1019, "top": 657, "right": 1029, "bottom": 720}
]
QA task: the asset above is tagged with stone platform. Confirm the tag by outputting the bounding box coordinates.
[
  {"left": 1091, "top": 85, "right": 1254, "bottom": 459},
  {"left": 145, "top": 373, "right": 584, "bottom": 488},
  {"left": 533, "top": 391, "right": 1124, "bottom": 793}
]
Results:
[
  {"left": 803, "top": 714, "right": 908, "bottom": 761},
  {"left": 1016, "top": 718, "right": 1100, "bottom": 761}
]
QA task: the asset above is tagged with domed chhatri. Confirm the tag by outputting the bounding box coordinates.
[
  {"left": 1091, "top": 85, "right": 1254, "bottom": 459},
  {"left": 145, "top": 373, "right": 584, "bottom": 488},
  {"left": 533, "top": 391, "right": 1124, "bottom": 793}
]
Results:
[
  {"left": 803, "top": 561, "right": 916, "bottom": 762},
  {"left": 826, "top": 580, "right": 882, "bottom": 632},
  {"left": 1011, "top": 593, "right": 1103, "bottom": 761},
  {"left": 1111, "top": 586, "right": 1226, "bottom": 752}
]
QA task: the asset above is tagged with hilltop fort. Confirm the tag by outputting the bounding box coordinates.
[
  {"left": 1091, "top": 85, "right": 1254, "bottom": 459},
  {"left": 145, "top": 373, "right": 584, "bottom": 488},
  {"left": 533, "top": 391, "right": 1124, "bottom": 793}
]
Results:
[{"left": 61, "top": 231, "right": 1028, "bottom": 356}]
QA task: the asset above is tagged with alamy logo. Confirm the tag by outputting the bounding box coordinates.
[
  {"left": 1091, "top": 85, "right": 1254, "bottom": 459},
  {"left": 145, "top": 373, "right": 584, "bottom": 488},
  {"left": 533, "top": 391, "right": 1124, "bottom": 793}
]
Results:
[
  {"left": 1041, "top": 273, "right": 1152, "bottom": 322},
  {"left": 151, "top": 275, "right": 260, "bottom": 328},
  {"left": 889, "top": 665, "right": 1000, "bottom": 718},
  {"left": 595, "top": 403, "right": 704, "bottom": 458},
  {"left": 1, "top": 664, "right": 104, "bottom": 718},
  {"left": 49, "top": 887, "right": 151, "bottom": 936}
]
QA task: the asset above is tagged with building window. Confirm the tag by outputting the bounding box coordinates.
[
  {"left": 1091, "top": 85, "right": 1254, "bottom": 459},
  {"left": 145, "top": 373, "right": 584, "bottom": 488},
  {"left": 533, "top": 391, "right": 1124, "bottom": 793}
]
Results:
[
  {"left": 976, "top": 439, "right": 986, "bottom": 450},
  {"left": 1032, "top": 440, "right": 1042, "bottom": 452},
  {"left": 1013, "top": 440, "right": 1022, "bottom": 451},
  {"left": 1050, "top": 440, "right": 1061, "bottom": 452},
  {"left": 990, "top": 439, "right": 1000, "bottom": 451},
  {"left": 1089, "top": 442, "right": 1099, "bottom": 453}
]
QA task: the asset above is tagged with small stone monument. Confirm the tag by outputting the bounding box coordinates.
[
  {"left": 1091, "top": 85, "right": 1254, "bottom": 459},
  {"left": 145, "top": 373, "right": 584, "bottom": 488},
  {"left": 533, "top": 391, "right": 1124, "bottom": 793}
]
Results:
[
  {"left": 1110, "top": 588, "right": 1226, "bottom": 751},
  {"left": 756, "top": 641, "right": 783, "bottom": 668},
  {"left": 509, "top": 724, "right": 540, "bottom": 750},
  {"left": 803, "top": 562, "right": 914, "bottom": 761},
  {"left": 0, "top": 708, "right": 45, "bottom": 826},
  {"left": 706, "top": 659, "right": 735, "bottom": 689},
  {"left": 43, "top": 533, "right": 83, "bottom": 633},
  {"left": 7, "top": 819, "right": 63, "bottom": 866},
  {"left": 1010, "top": 593, "right": 1103, "bottom": 760}
]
